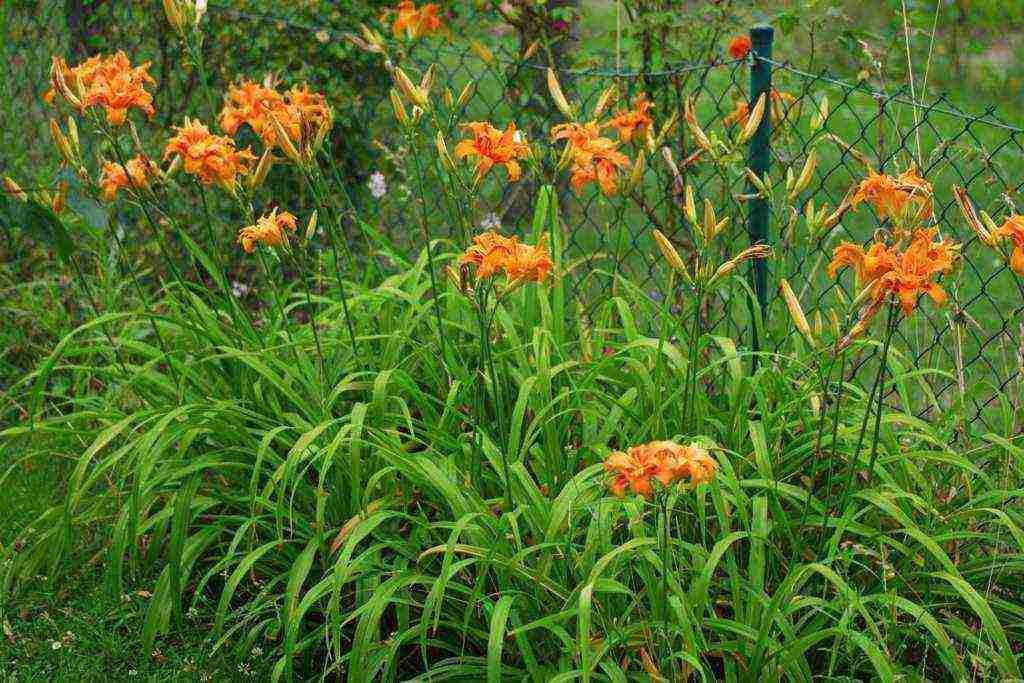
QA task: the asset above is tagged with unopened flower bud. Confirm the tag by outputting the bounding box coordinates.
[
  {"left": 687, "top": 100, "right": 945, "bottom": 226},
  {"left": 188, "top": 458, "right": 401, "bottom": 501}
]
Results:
[
  {"left": 652, "top": 229, "right": 688, "bottom": 278},
  {"left": 305, "top": 210, "right": 318, "bottom": 240},
  {"left": 546, "top": 68, "right": 573, "bottom": 120},
  {"left": 389, "top": 89, "right": 408, "bottom": 126},
  {"left": 3, "top": 177, "right": 27, "bottom": 202},
  {"left": 739, "top": 92, "right": 767, "bottom": 143}
]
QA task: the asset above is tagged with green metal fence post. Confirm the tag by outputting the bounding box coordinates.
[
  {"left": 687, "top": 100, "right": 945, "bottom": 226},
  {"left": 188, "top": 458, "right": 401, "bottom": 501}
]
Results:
[{"left": 747, "top": 24, "right": 774, "bottom": 366}]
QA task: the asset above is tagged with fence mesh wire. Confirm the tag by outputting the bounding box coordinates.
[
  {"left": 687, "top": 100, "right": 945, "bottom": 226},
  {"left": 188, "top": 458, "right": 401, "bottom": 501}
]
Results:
[{"left": 4, "top": 0, "right": 1023, "bottom": 431}]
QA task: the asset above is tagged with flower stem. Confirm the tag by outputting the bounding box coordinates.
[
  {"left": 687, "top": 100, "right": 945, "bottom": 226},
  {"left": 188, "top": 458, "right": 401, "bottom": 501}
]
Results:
[{"left": 830, "top": 302, "right": 898, "bottom": 548}]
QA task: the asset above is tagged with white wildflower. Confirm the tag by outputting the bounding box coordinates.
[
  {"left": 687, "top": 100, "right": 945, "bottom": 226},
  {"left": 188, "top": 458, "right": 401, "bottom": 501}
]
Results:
[
  {"left": 231, "top": 281, "right": 250, "bottom": 299},
  {"left": 368, "top": 171, "right": 387, "bottom": 199},
  {"left": 480, "top": 212, "right": 502, "bottom": 231}
]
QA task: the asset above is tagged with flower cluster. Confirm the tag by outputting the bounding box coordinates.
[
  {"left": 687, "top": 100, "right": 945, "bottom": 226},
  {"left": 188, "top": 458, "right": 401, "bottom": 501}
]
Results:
[
  {"left": 851, "top": 166, "right": 933, "bottom": 226},
  {"left": 389, "top": 1, "right": 443, "bottom": 40},
  {"left": 604, "top": 441, "right": 717, "bottom": 498},
  {"left": 551, "top": 121, "right": 631, "bottom": 196},
  {"left": 164, "top": 118, "right": 257, "bottom": 188},
  {"left": 98, "top": 156, "right": 159, "bottom": 201},
  {"left": 453, "top": 122, "right": 531, "bottom": 183},
  {"left": 219, "top": 80, "right": 331, "bottom": 152},
  {"left": 237, "top": 208, "right": 297, "bottom": 253},
  {"left": 830, "top": 228, "right": 960, "bottom": 343},
  {"left": 459, "top": 231, "right": 552, "bottom": 284},
  {"left": 606, "top": 95, "right": 654, "bottom": 144},
  {"left": 47, "top": 52, "right": 156, "bottom": 126}
]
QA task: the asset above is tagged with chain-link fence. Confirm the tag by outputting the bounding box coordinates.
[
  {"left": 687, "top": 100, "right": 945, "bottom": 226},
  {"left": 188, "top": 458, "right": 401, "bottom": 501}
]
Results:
[{"left": 4, "top": 1, "right": 1023, "bottom": 431}]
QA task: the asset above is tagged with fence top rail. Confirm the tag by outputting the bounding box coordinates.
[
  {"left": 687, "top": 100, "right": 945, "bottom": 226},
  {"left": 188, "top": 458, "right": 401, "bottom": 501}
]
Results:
[
  {"left": 205, "top": 2, "right": 1023, "bottom": 133},
  {"left": 764, "top": 57, "right": 1024, "bottom": 134},
  {"left": 205, "top": 3, "right": 745, "bottom": 78}
]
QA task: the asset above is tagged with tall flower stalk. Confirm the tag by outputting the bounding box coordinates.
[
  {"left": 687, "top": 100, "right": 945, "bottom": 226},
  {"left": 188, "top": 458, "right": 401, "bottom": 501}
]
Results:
[{"left": 455, "top": 231, "right": 552, "bottom": 509}]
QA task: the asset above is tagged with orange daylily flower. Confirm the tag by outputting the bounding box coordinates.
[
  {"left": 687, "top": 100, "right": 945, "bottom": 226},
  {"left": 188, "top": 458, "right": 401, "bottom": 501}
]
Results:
[
  {"left": 827, "top": 241, "right": 898, "bottom": 284},
  {"left": 460, "top": 231, "right": 553, "bottom": 283},
  {"left": 220, "top": 80, "right": 331, "bottom": 151},
  {"left": 851, "top": 166, "right": 933, "bottom": 224},
  {"left": 390, "top": 1, "right": 443, "bottom": 40},
  {"left": 551, "top": 120, "right": 630, "bottom": 196},
  {"left": 460, "top": 231, "right": 552, "bottom": 284},
  {"left": 830, "top": 228, "right": 959, "bottom": 344},
  {"left": 98, "top": 156, "right": 159, "bottom": 201},
  {"left": 453, "top": 122, "right": 530, "bottom": 183},
  {"left": 164, "top": 118, "right": 257, "bottom": 188},
  {"left": 81, "top": 52, "right": 156, "bottom": 125},
  {"left": 550, "top": 120, "right": 602, "bottom": 149},
  {"left": 47, "top": 53, "right": 155, "bottom": 125},
  {"left": 219, "top": 79, "right": 287, "bottom": 145},
  {"left": 504, "top": 234, "right": 553, "bottom": 283},
  {"left": 605, "top": 440, "right": 718, "bottom": 498},
  {"left": 237, "top": 208, "right": 298, "bottom": 253},
  {"left": 992, "top": 215, "right": 1024, "bottom": 275},
  {"left": 606, "top": 94, "right": 654, "bottom": 144},
  {"left": 728, "top": 35, "right": 752, "bottom": 60}
]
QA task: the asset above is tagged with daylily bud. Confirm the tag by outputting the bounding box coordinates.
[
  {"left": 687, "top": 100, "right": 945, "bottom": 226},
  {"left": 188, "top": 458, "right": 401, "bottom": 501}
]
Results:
[
  {"left": 821, "top": 190, "right": 854, "bottom": 232},
  {"left": 522, "top": 40, "right": 540, "bottom": 61},
  {"left": 344, "top": 33, "right": 372, "bottom": 52},
  {"left": 435, "top": 130, "right": 454, "bottom": 170},
  {"left": 270, "top": 114, "right": 303, "bottom": 165},
  {"left": 813, "top": 310, "right": 823, "bottom": 339},
  {"left": 358, "top": 23, "right": 384, "bottom": 53},
  {"left": 547, "top": 68, "right": 573, "bottom": 120},
  {"left": 50, "top": 58, "right": 82, "bottom": 109},
  {"left": 953, "top": 185, "right": 996, "bottom": 246},
  {"left": 50, "top": 119, "right": 74, "bottom": 165},
  {"left": 629, "top": 150, "right": 645, "bottom": 190},
  {"left": 456, "top": 81, "right": 475, "bottom": 108},
  {"left": 652, "top": 229, "right": 687, "bottom": 277},
  {"left": 419, "top": 64, "right": 437, "bottom": 96},
  {"left": 250, "top": 147, "right": 273, "bottom": 189},
  {"left": 653, "top": 110, "right": 678, "bottom": 150},
  {"left": 780, "top": 278, "right": 816, "bottom": 347},
  {"left": 684, "top": 97, "right": 712, "bottom": 152},
  {"left": 52, "top": 181, "right": 68, "bottom": 214},
  {"left": 711, "top": 244, "right": 772, "bottom": 284},
  {"left": 745, "top": 167, "right": 769, "bottom": 198},
  {"left": 389, "top": 88, "right": 408, "bottom": 126},
  {"left": 683, "top": 185, "right": 698, "bottom": 226},
  {"left": 393, "top": 67, "right": 429, "bottom": 109},
  {"left": 838, "top": 298, "right": 883, "bottom": 351},
  {"left": 469, "top": 40, "right": 495, "bottom": 65},
  {"left": 789, "top": 150, "right": 816, "bottom": 199},
  {"left": 443, "top": 88, "right": 454, "bottom": 108},
  {"left": 128, "top": 120, "right": 146, "bottom": 157},
  {"left": 593, "top": 84, "right": 617, "bottom": 118},
  {"left": 556, "top": 138, "right": 575, "bottom": 172},
  {"left": 739, "top": 92, "right": 767, "bottom": 143},
  {"left": 702, "top": 198, "right": 716, "bottom": 241},
  {"left": 305, "top": 211, "right": 318, "bottom": 240},
  {"left": 162, "top": 0, "right": 185, "bottom": 35},
  {"left": 164, "top": 155, "right": 181, "bottom": 178},
  {"left": 66, "top": 115, "right": 79, "bottom": 154},
  {"left": 3, "top": 177, "right": 27, "bottom": 202}
]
